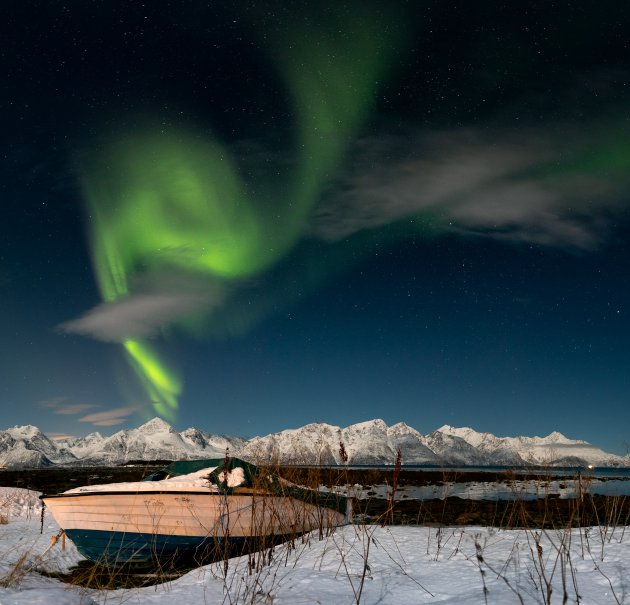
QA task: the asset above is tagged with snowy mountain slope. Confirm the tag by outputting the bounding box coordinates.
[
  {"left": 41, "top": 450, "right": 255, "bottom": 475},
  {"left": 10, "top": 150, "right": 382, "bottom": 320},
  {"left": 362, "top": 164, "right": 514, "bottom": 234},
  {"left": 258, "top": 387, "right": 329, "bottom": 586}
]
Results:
[
  {"left": 386, "top": 422, "right": 440, "bottom": 464},
  {"left": 242, "top": 421, "right": 626, "bottom": 467},
  {"left": 422, "top": 430, "right": 497, "bottom": 466},
  {"left": 0, "top": 426, "right": 77, "bottom": 467},
  {"left": 179, "top": 426, "right": 246, "bottom": 456},
  {"left": 240, "top": 422, "right": 344, "bottom": 464},
  {"left": 0, "top": 418, "right": 244, "bottom": 468},
  {"left": 0, "top": 433, "right": 54, "bottom": 468},
  {"left": 342, "top": 420, "right": 435, "bottom": 464},
  {"left": 436, "top": 425, "right": 619, "bottom": 467},
  {"left": 62, "top": 431, "right": 105, "bottom": 459},
  {"left": 0, "top": 418, "right": 626, "bottom": 468},
  {"left": 243, "top": 419, "right": 445, "bottom": 465},
  {"left": 75, "top": 418, "right": 246, "bottom": 464},
  {"left": 5, "top": 425, "right": 77, "bottom": 463},
  {"left": 85, "top": 417, "right": 194, "bottom": 463}
]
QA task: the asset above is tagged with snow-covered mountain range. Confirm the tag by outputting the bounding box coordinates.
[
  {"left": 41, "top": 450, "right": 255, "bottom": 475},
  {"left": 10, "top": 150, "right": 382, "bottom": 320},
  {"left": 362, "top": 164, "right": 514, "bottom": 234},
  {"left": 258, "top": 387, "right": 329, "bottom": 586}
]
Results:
[
  {"left": 0, "top": 417, "right": 627, "bottom": 469},
  {"left": 0, "top": 418, "right": 245, "bottom": 469}
]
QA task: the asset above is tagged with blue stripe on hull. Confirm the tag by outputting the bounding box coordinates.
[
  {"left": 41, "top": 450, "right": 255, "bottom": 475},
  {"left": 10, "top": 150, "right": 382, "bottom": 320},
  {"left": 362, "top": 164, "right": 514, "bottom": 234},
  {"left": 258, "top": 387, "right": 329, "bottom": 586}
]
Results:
[{"left": 65, "top": 529, "right": 242, "bottom": 566}]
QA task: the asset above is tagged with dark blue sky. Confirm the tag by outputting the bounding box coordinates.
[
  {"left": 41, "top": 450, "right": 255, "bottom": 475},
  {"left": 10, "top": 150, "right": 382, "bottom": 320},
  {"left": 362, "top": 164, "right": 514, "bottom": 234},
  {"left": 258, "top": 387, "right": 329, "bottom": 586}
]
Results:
[{"left": 2, "top": 1, "right": 630, "bottom": 454}]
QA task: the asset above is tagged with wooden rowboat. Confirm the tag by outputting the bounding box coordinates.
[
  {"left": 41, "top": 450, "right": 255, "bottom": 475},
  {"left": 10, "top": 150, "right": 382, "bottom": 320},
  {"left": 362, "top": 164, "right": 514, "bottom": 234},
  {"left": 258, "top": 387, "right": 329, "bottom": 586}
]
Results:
[{"left": 41, "top": 458, "right": 350, "bottom": 567}]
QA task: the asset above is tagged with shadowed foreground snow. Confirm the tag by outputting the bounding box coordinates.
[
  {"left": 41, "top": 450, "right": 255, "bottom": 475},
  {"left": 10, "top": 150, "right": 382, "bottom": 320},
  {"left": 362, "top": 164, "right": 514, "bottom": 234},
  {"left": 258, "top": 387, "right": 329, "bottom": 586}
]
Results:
[{"left": 0, "top": 487, "right": 629, "bottom": 604}]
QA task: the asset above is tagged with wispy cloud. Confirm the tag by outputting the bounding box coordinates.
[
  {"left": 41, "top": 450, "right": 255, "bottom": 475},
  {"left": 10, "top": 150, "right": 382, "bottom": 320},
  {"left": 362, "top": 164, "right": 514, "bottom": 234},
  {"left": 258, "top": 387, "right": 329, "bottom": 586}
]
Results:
[
  {"left": 59, "top": 293, "right": 207, "bottom": 342},
  {"left": 40, "top": 397, "right": 144, "bottom": 428},
  {"left": 78, "top": 406, "right": 141, "bottom": 427},
  {"left": 48, "top": 433, "right": 77, "bottom": 441},
  {"left": 58, "top": 271, "right": 226, "bottom": 342},
  {"left": 38, "top": 397, "right": 96, "bottom": 416},
  {"left": 54, "top": 403, "right": 97, "bottom": 415},
  {"left": 311, "top": 125, "right": 627, "bottom": 249},
  {"left": 39, "top": 396, "right": 68, "bottom": 408}
]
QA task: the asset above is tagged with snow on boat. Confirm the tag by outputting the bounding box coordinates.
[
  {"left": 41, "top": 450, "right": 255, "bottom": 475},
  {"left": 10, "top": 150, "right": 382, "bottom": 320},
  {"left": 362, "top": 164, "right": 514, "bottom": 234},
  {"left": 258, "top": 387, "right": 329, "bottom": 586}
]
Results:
[{"left": 41, "top": 458, "right": 350, "bottom": 567}]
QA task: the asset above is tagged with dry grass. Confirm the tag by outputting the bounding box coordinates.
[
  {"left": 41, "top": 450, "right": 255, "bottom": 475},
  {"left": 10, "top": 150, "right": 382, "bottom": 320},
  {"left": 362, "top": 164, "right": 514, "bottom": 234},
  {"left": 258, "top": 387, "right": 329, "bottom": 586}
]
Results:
[{"left": 0, "top": 488, "right": 41, "bottom": 525}]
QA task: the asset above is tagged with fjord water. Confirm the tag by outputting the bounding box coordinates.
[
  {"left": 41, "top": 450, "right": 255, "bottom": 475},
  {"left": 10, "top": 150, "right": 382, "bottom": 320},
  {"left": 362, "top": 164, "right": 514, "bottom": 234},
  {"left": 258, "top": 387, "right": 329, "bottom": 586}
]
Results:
[{"left": 334, "top": 465, "right": 630, "bottom": 500}]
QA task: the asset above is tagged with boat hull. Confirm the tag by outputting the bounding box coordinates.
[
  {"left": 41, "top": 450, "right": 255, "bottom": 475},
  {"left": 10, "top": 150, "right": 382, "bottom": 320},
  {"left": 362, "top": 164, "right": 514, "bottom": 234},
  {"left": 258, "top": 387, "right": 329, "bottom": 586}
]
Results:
[
  {"left": 64, "top": 528, "right": 219, "bottom": 566},
  {"left": 62, "top": 528, "right": 282, "bottom": 567},
  {"left": 43, "top": 489, "right": 346, "bottom": 566}
]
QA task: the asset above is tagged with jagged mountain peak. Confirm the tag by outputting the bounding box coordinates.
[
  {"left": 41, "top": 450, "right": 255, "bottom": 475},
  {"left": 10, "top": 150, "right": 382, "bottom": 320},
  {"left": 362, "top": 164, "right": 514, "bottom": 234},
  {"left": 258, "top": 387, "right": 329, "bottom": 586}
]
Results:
[
  {"left": 437, "top": 424, "right": 456, "bottom": 432},
  {"left": 347, "top": 418, "right": 388, "bottom": 431},
  {"left": 137, "top": 417, "right": 176, "bottom": 434},
  {"left": 290, "top": 421, "right": 338, "bottom": 434},
  {"left": 542, "top": 431, "right": 574, "bottom": 443},
  {"left": 388, "top": 422, "right": 421, "bottom": 436},
  {"left": 85, "top": 431, "right": 104, "bottom": 441},
  {"left": 6, "top": 425, "right": 44, "bottom": 438},
  {"left": 437, "top": 425, "right": 485, "bottom": 437}
]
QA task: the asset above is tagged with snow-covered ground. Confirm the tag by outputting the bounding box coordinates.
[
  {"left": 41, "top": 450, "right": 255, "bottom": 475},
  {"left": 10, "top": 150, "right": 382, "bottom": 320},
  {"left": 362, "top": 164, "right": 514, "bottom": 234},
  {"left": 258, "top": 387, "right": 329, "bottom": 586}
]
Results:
[{"left": 0, "top": 487, "right": 629, "bottom": 604}]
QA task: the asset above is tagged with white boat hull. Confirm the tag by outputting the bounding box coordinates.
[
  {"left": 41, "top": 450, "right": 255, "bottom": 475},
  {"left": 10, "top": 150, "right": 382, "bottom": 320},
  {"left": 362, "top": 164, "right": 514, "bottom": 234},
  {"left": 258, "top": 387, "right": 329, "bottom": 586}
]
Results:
[{"left": 43, "top": 487, "right": 347, "bottom": 565}]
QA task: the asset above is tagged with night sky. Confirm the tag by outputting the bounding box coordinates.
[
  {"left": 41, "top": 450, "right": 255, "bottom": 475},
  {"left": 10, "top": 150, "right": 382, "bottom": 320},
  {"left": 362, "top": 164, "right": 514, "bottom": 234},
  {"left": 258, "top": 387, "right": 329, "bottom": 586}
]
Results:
[{"left": 2, "top": 1, "right": 630, "bottom": 454}]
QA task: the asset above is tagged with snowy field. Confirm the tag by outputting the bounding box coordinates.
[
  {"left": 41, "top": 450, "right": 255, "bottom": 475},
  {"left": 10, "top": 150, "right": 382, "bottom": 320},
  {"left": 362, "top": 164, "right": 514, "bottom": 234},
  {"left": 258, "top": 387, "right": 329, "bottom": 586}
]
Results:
[{"left": 1, "top": 487, "right": 629, "bottom": 604}]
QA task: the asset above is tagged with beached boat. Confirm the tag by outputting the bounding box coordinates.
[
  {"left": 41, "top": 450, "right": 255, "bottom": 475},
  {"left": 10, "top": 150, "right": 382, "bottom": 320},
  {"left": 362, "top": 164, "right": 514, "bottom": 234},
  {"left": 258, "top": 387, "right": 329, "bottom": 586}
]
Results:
[{"left": 41, "top": 458, "right": 350, "bottom": 567}]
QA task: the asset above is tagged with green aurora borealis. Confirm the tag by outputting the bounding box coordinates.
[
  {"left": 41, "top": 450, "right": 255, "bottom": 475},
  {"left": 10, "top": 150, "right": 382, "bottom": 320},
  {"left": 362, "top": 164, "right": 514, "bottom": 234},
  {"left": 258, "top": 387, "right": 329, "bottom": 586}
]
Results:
[{"left": 77, "top": 6, "right": 405, "bottom": 419}]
